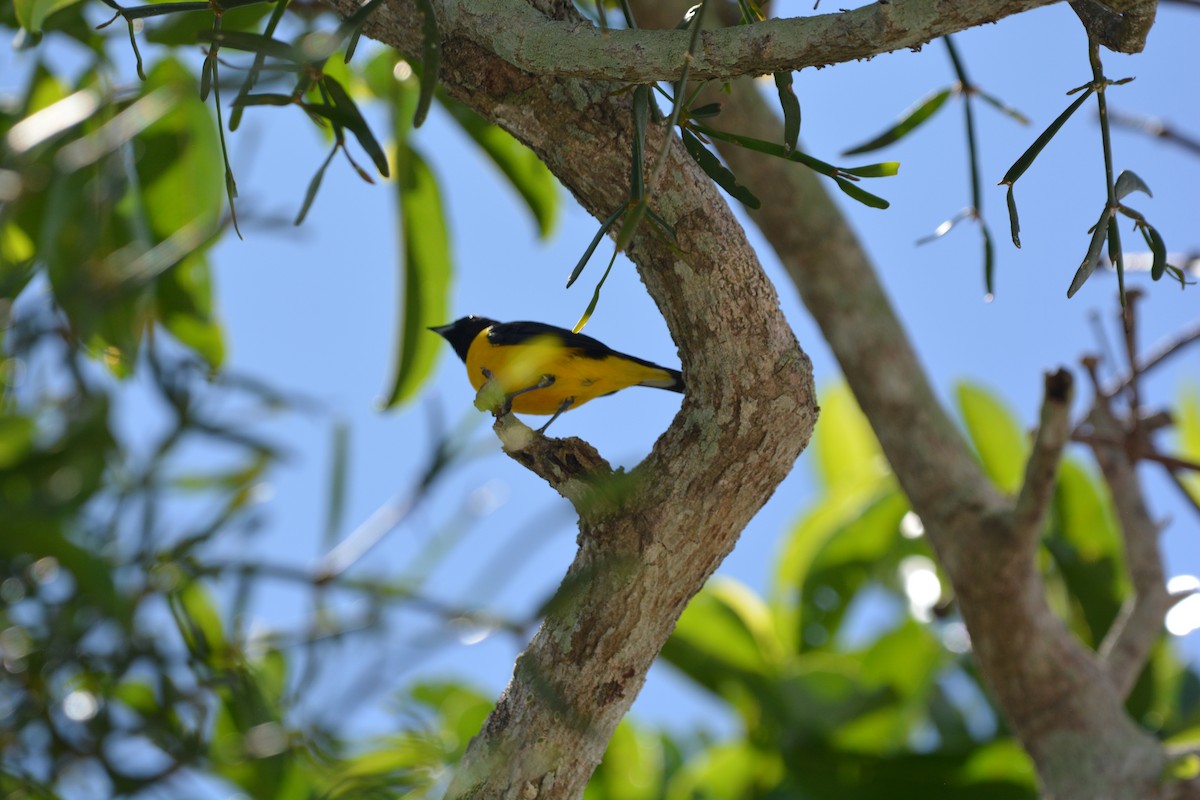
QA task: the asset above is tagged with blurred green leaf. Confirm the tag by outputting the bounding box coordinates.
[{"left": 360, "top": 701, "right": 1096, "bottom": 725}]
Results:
[
  {"left": 666, "top": 742, "right": 781, "bottom": 800},
  {"left": 955, "top": 382, "right": 1028, "bottom": 494},
  {"left": 412, "top": 0, "right": 440, "bottom": 128},
  {"left": 171, "top": 580, "right": 228, "bottom": 660},
  {"left": 441, "top": 96, "right": 559, "bottom": 238},
  {"left": 843, "top": 88, "right": 952, "bottom": 156},
  {"left": 1177, "top": 387, "right": 1200, "bottom": 506},
  {"left": 814, "top": 382, "right": 887, "bottom": 493},
  {"left": 0, "top": 414, "right": 36, "bottom": 469},
  {"left": 13, "top": 0, "right": 81, "bottom": 33},
  {"left": 587, "top": 720, "right": 665, "bottom": 800},
  {"left": 381, "top": 141, "right": 451, "bottom": 408}
]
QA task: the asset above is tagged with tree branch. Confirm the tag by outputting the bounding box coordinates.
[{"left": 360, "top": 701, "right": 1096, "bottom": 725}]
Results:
[
  {"left": 328, "top": 2, "right": 818, "bottom": 797},
  {"left": 628, "top": 2, "right": 1172, "bottom": 796},
  {"left": 437, "top": 0, "right": 1064, "bottom": 83},
  {"left": 1082, "top": 367, "right": 1172, "bottom": 698},
  {"left": 1013, "top": 368, "right": 1074, "bottom": 548}
]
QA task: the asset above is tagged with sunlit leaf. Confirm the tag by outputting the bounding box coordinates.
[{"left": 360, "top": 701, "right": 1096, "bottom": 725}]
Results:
[
  {"left": 381, "top": 142, "right": 451, "bottom": 408},
  {"left": 441, "top": 96, "right": 559, "bottom": 238},
  {"left": 955, "top": 381, "right": 1028, "bottom": 494},
  {"left": 13, "top": 0, "right": 82, "bottom": 33},
  {"left": 842, "top": 88, "right": 952, "bottom": 155}
]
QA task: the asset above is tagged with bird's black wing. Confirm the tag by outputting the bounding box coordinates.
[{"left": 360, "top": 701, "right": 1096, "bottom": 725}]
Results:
[{"left": 486, "top": 321, "right": 616, "bottom": 360}]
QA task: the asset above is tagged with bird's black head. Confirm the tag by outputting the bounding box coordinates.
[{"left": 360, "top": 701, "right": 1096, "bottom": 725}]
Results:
[{"left": 430, "top": 316, "right": 498, "bottom": 362}]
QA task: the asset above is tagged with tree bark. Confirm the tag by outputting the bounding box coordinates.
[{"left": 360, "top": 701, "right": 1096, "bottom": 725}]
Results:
[
  {"left": 629, "top": 2, "right": 1195, "bottom": 797},
  {"left": 326, "top": 0, "right": 1199, "bottom": 797}
]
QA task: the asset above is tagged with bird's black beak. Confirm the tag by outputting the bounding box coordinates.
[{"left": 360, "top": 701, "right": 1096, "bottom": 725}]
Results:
[{"left": 429, "top": 323, "right": 452, "bottom": 337}]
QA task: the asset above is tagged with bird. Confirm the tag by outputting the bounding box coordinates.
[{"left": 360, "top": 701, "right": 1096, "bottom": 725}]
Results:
[{"left": 430, "top": 316, "right": 684, "bottom": 432}]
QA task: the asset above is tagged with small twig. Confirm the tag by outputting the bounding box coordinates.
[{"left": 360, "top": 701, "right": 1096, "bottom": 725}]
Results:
[
  {"left": 1014, "top": 369, "right": 1074, "bottom": 548},
  {"left": 1165, "top": 469, "right": 1200, "bottom": 518},
  {"left": 1107, "top": 108, "right": 1200, "bottom": 158},
  {"left": 1110, "top": 319, "right": 1200, "bottom": 395}
]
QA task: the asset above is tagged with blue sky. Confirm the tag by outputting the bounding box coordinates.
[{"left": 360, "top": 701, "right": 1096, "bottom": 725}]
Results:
[{"left": 6, "top": 0, "right": 1200, "bottom": 743}]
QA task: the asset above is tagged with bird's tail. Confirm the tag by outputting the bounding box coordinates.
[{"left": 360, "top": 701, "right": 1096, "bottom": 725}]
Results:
[{"left": 639, "top": 368, "right": 684, "bottom": 394}]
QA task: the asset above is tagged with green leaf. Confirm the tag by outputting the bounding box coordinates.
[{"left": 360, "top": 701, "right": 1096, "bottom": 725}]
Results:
[
  {"left": 196, "top": 28, "right": 302, "bottom": 61},
  {"left": 1000, "top": 88, "right": 1092, "bottom": 186},
  {"left": 322, "top": 75, "right": 391, "bottom": 177},
  {"left": 0, "top": 414, "right": 37, "bottom": 469},
  {"left": 681, "top": 129, "right": 761, "bottom": 209},
  {"left": 1141, "top": 223, "right": 1167, "bottom": 281},
  {"left": 631, "top": 85, "right": 649, "bottom": 201},
  {"left": 171, "top": 580, "right": 228, "bottom": 660},
  {"left": 13, "top": 0, "right": 82, "bottom": 33},
  {"left": 1114, "top": 169, "right": 1152, "bottom": 201},
  {"left": 381, "top": 142, "right": 451, "bottom": 408},
  {"left": 138, "top": 60, "right": 224, "bottom": 240},
  {"left": 294, "top": 144, "right": 339, "bottom": 225},
  {"left": 572, "top": 247, "right": 619, "bottom": 333},
  {"left": 566, "top": 206, "right": 623, "bottom": 289},
  {"left": 441, "top": 96, "right": 559, "bottom": 238},
  {"left": 666, "top": 576, "right": 783, "bottom": 683},
  {"left": 1006, "top": 184, "right": 1021, "bottom": 248},
  {"left": 1177, "top": 387, "right": 1200, "bottom": 508},
  {"left": 156, "top": 255, "right": 225, "bottom": 369},
  {"left": 589, "top": 720, "right": 665, "bottom": 800},
  {"left": 842, "top": 88, "right": 952, "bottom": 155},
  {"left": 955, "top": 382, "right": 1028, "bottom": 494},
  {"left": 1067, "top": 207, "right": 1111, "bottom": 299},
  {"left": 412, "top": 0, "right": 440, "bottom": 127},
  {"left": 834, "top": 177, "right": 889, "bottom": 210},
  {"left": 1047, "top": 458, "right": 1125, "bottom": 644},
  {"left": 773, "top": 70, "right": 800, "bottom": 153},
  {"left": 814, "top": 382, "right": 886, "bottom": 493},
  {"left": 842, "top": 161, "right": 901, "bottom": 179}
]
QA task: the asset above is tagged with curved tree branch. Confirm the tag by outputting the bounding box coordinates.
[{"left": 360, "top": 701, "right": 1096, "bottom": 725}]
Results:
[
  {"left": 436, "top": 0, "right": 1064, "bottom": 83},
  {"left": 328, "top": 2, "right": 817, "bottom": 797},
  {"left": 627, "top": 2, "right": 1182, "bottom": 797}
]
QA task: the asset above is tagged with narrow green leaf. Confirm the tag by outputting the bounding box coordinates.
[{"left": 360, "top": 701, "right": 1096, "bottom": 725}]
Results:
[
  {"left": 774, "top": 70, "right": 801, "bottom": 153},
  {"left": 681, "top": 129, "right": 761, "bottom": 209},
  {"left": 688, "top": 101, "right": 722, "bottom": 119},
  {"left": 441, "top": 96, "right": 558, "bottom": 238},
  {"left": 229, "top": 0, "right": 290, "bottom": 131},
  {"left": 117, "top": 1, "right": 209, "bottom": 19},
  {"left": 381, "top": 142, "right": 451, "bottom": 408},
  {"left": 630, "top": 85, "right": 649, "bottom": 200},
  {"left": 612, "top": 200, "right": 648, "bottom": 253},
  {"left": 982, "top": 220, "right": 995, "bottom": 298},
  {"left": 975, "top": 88, "right": 1030, "bottom": 125},
  {"left": 842, "top": 88, "right": 952, "bottom": 155},
  {"left": 321, "top": 75, "right": 390, "bottom": 177},
  {"left": 1114, "top": 169, "right": 1152, "bottom": 201},
  {"left": 1000, "top": 88, "right": 1093, "bottom": 186},
  {"left": 344, "top": 29, "right": 362, "bottom": 63},
  {"left": 1006, "top": 184, "right": 1021, "bottom": 248},
  {"left": 294, "top": 144, "right": 338, "bottom": 225},
  {"left": 573, "top": 248, "right": 619, "bottom": 333},
  {"left": 1067, "top": 208, "right": 1111, "bottom": 299},
  {"left": 231, "top": 92, "right": 295, "bottom": 107},
  {"left": 412, "top": 0, "right": 440, "bottom": 127},
  {"left": 834, "top": 177, "right": 889, "bottom": 210},
  {"left": 644, "top": 206, "right": 677, "bottom": 245},
  {"left": 1143, "top": 223, "right": 1167, "bottom": 280},
  {"left": 196, "top": 29, "right": 301, "bottom": 61},
  {"left": 842, "top": 161, "right": 900, "bottom": 178},
  {"left": 323, "top": 422, "right": 350, "bottom": 547},
  {"left": 566, "top": 206, "right": 623, "bottom": 288}
]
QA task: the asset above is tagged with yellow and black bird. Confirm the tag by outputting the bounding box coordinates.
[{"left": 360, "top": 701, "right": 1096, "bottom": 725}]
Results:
[{"left": 431, "top": 316, "right": 684, "bottom": 430}]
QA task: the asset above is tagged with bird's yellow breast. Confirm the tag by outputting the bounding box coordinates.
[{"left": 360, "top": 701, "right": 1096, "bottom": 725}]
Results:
[{"left": 464, "top": 329, "right": 673, "bottom": 415}]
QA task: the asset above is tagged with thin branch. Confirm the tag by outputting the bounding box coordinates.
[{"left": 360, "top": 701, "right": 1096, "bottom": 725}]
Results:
[
  {"left": 438, "top": 0, "right": 1063, "bottom": 83},
  {"left": 1081, "top": 364, "right": 1171, "bottom": 698},
  {"left": 1014, "top": 369, "right": 1074, "bottom": 548},
  {"left": 1110, "top": 319, "right": 1200, "bottom": 395}
]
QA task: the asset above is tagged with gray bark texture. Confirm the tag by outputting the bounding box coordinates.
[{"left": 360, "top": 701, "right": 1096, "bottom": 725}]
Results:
[{"left": 324, "top": 0, "right": 1197, "bottom": 797}]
